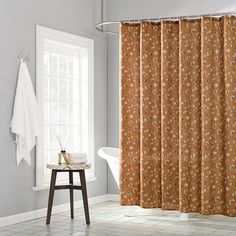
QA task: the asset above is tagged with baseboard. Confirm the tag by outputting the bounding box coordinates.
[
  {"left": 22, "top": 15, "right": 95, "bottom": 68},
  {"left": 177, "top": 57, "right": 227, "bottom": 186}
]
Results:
[
  {"left": 0, "top": 194, "right": 119, "bottom": 228},
  {"left": 106, "top": 194, "right": 119, "bottom": 202}
]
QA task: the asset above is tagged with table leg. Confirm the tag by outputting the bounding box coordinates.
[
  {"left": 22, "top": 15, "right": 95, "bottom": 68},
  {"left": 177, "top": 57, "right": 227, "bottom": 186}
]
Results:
[
  {"left": 46, "top": 170, "right": 57, "bottom": 224},
  {"left": 69, "top": 171, "right": 74, "bottom": 219},
  {"left": 79, "top": 170, "right": 90, "bottom": 225}
]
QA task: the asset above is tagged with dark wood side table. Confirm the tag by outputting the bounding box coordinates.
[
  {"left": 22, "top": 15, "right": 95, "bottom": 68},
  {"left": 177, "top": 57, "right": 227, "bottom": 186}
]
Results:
[{"left": 46, "top": 163, "right": 91, "bottom": 225}]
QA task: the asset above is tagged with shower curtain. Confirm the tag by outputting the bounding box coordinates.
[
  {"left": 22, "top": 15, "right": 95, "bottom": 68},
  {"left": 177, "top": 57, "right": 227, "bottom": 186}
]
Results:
[{"left": 120, "top": 16, "right": 236, "bottom": 216}]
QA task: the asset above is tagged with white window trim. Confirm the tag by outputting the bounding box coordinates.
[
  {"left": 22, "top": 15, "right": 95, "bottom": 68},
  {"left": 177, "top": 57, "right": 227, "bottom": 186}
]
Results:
[{"left": 35, "top": 25, "right": 95, "bottom": 189}]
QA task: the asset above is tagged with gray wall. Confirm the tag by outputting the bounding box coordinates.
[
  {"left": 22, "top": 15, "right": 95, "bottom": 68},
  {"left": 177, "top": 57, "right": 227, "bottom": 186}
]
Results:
[
  {"left": 0, "top": 0, "right": 108, "bottom": 217},
  {"left": 107, "top": 0, "right": 236, "bottom": 194}
]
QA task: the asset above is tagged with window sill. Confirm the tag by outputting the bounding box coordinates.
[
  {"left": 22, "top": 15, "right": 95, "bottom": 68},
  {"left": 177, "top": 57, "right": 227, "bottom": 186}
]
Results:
[{"left": 32, "top": 176, "right": 97, "bottom": 191}]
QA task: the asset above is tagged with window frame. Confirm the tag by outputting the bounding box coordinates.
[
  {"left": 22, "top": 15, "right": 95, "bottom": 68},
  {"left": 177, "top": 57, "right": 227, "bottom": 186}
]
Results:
[{"left": 35, "top": 25, "right": 95, "bottom": 188}]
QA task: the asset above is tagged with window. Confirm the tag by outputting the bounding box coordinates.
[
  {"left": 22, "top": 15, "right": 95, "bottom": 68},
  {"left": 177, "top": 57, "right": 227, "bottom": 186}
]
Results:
[{"left": 36, "top": 25, "right": 94, "bottom": 187}]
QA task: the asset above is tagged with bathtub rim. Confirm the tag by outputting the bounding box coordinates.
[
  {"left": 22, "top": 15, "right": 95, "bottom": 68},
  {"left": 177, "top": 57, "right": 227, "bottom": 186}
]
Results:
[{"left": 97, "top": 147, "right": 119, "bottom": 164}]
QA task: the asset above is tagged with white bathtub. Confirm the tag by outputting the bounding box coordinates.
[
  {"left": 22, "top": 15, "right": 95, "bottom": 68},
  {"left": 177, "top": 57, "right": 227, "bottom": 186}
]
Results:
[{"left": 98, "top": 147, "right": 119, "bottom": 187}]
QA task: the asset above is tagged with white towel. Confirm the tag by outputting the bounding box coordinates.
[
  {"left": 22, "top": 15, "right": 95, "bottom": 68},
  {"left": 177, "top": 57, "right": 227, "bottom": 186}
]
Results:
[
  {"left": 70, "top": 152, "right": 88, "bottom": 164},
  {"left": 10, "top": 60, "right": 41, "bottom": 165}
]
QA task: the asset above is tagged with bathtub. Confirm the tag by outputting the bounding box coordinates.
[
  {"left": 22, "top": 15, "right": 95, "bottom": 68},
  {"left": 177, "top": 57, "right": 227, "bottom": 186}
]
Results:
[{"left": 98, "top": 147, "right": 119, "bottom": 187}]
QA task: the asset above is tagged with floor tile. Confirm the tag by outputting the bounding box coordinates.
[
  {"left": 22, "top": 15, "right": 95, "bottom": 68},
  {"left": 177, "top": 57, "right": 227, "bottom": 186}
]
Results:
[{"left": 1, "top": 202, "right": 236, "bottom": 235}]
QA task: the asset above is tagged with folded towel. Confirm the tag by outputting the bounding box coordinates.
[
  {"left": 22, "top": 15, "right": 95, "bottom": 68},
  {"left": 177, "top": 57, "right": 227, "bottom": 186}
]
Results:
[
  {"left": 71, "top": 152, "right": 87, "bottom": 159},
  {"left": 70, "top": 152, "right": 88, "bottom": 164},
  {"left": 72, "top": 158, "right": 87, "bottom": 164}
]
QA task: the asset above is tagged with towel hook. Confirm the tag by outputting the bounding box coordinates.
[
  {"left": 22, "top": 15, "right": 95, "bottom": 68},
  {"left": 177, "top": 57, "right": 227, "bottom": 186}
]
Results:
[
  {"left": 24, "top": 52, "right": 30, "bottom": 62},
  {"left": 17, "top": 49, "right": 30, "bottom": 62},
  {"left": 17, "top": 50, "right": 24, "bottom": 60}
]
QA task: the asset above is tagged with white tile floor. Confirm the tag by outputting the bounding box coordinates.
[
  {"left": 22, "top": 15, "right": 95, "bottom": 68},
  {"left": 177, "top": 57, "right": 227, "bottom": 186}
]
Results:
[{"left": 1, "top": 202, "right": 236, "bottom": 236}]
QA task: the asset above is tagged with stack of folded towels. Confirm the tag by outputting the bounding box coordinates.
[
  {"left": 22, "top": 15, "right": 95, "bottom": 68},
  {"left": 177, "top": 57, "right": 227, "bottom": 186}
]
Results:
[{"left": 70, "top": 152, "right": 88, "bottom": 164}]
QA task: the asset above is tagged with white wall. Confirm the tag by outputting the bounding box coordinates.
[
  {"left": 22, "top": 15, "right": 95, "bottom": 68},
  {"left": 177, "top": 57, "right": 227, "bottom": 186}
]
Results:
[
  {"left": 0, "top": 0, "right": 108, "bottom": 218},
  {"left": 107, "top": 0, "right": 236, "bottom": 194}
]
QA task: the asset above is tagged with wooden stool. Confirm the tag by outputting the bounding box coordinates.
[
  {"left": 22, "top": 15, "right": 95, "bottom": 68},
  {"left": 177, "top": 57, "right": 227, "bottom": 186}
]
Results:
[{"left": 46, "top": 163, "right": 91, "bottom": 225}]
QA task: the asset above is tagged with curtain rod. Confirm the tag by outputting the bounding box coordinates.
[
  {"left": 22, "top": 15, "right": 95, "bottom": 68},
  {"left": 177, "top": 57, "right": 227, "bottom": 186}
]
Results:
[{"left": 96, "top": 11, "right": 236, "bottom": 35}]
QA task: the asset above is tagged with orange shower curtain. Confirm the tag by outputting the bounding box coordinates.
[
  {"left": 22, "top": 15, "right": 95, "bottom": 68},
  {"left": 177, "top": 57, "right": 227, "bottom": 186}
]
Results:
[{"left": 120, "top": 16, "right": 236, "bottom": 216}]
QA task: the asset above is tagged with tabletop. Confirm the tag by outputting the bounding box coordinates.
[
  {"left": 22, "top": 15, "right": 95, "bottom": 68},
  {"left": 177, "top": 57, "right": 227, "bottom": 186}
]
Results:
[{"left": 47, "top": 163, "right": 91, "bottom": 170}]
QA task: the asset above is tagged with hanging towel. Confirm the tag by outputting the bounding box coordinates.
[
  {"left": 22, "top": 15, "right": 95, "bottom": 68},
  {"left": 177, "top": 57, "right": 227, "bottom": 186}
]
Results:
[
  {"left": 10, "top": 60, "right": 41, "bottom": 165},
  {"left": 70, "top": 152, "right": 88, "bottom": 164}
]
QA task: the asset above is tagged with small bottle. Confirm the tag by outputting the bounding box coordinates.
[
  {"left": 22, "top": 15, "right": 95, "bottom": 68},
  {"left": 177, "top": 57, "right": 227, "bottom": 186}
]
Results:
[{"left": 58, "top": 150, "right": 66, "bottom": 165}]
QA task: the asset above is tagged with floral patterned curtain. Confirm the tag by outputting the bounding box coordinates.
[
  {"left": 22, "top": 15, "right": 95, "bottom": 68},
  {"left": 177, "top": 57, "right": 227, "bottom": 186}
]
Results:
[{"left": 120, "top": 16, "right": 236, "bottom": 216}]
